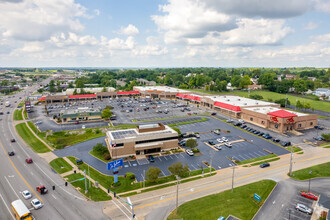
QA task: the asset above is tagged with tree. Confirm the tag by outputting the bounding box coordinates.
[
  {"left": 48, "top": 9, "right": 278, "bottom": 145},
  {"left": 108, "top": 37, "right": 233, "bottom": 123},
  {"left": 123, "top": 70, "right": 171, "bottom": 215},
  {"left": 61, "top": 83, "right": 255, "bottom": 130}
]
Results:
[
  {"left": 304, "top": 103, "right": 311, "bottom": 111},
  {"left": 102, "top": 108, "right": 112, "bottom": 120},
  {"left": 73, "top": 89, "right": 78, "bottom": 95},
  {"left": 258, "top": 72, "right": 276, "bottom": 88},
  {"left": 238, "top": 75, "right": 252, "bottom": 89},
  {"left": 75, "top": 79, "right": 85, "bottom": 88},
  {"left": 250, "top": 94, "right": 263, "bottom": 100},
  {"left": 321, "top": 133, "right": 330, "bottom": 141},
  {"left": 171, "top": 127, "right": 181, "bottom": 136},
  {"left": 93, "top": 143, "right": 108, "bottom": 155},
  {"left": 296, "top": 100, "right": 303, "bottom": 110},
  {"left": 275, "top": 98, "right": 290, "bottom": 107},
  {"left": 146, "top": 166, "right": 161, "bottom": 183},
  {"left": 230, "top": 75, "right": 241, "bottom": 87},
  {"left": 186, "top": 139, "right": 198, "bottom": 149},
  {"left": 205, "top": 84, "right": 210, "bottom": 91},
  {"left": 293, "top": 79, "right": 307, "bottom": 93},
  {"left": 68, "top": 82, "right": 74, "bottom": 88},
  {"left": 102, "top": 87, "right": 107, "bottom": 92},
  {"left": 168, "top": 162, "right": 189, "bottom": 177}
]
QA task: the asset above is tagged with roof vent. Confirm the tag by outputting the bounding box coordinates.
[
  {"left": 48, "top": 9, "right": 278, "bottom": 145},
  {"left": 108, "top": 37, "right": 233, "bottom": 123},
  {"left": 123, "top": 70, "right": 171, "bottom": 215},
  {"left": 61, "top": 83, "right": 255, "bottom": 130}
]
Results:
[
  {"left": 244, "top": 103, "right": 247, "bottom": 105},
  {"left": 224, "top": 96, "right": 226, "bottom": 98},
  {"left": 256, "top": 102, "right": 259, "bottom": 105},
  {"left": 237, "top": 98, "right": 240, "bottom": 101},
  {"left": 226, "top": 99, "right": 230, "bottom": 101}
]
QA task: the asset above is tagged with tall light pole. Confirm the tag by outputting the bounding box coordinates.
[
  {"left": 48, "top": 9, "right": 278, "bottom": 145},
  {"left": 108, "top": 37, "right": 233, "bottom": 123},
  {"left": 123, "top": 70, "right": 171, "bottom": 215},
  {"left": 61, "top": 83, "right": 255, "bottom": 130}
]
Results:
[
  {"left": 308, "top": 170, "right": 312, "bottom": 192},
  {"left": 231, "top": 165, "right": 236, "bottom": 192},
  {"left": 209, "top": 151, "right": 214, "bottom": 174},
  {"left": 289, "top": 145, "right": 293, "bottom": 176},
  {"left": 175, "top": 175, "right": 180, "bottom": 213}
]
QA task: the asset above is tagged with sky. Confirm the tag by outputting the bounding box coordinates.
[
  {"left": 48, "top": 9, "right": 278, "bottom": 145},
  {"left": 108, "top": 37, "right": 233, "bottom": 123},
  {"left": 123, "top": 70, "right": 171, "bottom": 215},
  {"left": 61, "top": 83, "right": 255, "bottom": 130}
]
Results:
[{"left": 0, "top": 0, "right": 329, "bottom": 68}]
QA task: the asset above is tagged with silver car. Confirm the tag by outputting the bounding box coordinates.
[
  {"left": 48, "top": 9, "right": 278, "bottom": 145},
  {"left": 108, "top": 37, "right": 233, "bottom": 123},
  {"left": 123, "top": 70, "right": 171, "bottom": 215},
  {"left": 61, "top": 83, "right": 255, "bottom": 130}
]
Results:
[{"left": 296, "top": 203, "right": 312, "bottom": 215}]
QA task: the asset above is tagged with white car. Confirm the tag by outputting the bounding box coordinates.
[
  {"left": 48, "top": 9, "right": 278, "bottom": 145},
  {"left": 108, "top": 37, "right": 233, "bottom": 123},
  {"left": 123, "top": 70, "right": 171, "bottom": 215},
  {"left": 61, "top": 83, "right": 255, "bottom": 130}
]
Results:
[
  {"left": 214, "top": 145, "right": 222, "bottom": 150},
  {"left": 22, "top": 190, "right": 32, "bottom": 199},
  {"left": 185, "top": 149, "right": 194, "bottom": 156},
  {"left": 224, "top": 142, "right": 232, "bottom": 148},
  {"left": 217, "top": 138, "right": 223, "bottom": 143},
  {"left": 222, "top": 137, "right": 229, "bottom": 142},
  {"left": 31, "top": 198, "right": 43, "bottom": 209},
  {"left": 82, "top": 125, "right": 86, "bottom": 129},
  {"left": 238, "top": 119, "right": 245, "bottom": 124}
]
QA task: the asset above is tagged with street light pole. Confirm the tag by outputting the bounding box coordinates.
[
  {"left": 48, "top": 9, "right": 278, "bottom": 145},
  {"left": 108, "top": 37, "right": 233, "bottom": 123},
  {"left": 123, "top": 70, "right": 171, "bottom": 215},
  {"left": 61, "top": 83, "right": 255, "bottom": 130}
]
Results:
[
  {"left": 209, "top": 151, "right": 214, "bottom": 174},
  {"left": 308, "top": 170, "right": 312, "bottom": 192},
  {"left": 289, "top": 145, "right": 293, "bottom": 176},
  {"left": 231, "top": 163, "right": 236, "bottom": 192},
  {"left": 175, "top": 175, "right": 180, "bottom": 212}
]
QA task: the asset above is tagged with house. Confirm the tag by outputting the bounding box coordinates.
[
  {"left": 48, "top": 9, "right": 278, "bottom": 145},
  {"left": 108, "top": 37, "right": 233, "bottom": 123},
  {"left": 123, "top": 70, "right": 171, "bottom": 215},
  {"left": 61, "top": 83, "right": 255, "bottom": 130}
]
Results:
[
  {"left": 312, "top": 88, "right": 330, "bottom": 97},
  {"left": 307, "top": 77, "right": 316, "bottom": 81},
  {"left": 285, "top": 74, "right": 297, "bottom": 80},
  {"left": 248, "top": 84, "right": 264, "bottom": 90}
]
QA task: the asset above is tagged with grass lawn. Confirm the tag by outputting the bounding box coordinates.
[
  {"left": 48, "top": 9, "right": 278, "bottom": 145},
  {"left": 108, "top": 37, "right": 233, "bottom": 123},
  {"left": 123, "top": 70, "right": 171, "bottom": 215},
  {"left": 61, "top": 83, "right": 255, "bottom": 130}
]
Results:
[
  {"left": 237, "top": 154, "right": 277, "bottom": 165},
  {"left": 23, "top": 110, "right": 28, "bottom": 119},
  {"left": 46, "top": 130, "right": 105, "bottom": 149},
  {"left": 167, "top": 180, "right": 276, "bottom": 220},
  {"left": 49, "top": 158, "right": 73, "bottom": 174},
  {"left": 112, "top": 124, "right": 138, "bottom": 129},
  {"left": 288, "top": 146, "right": 302, "bottom": 153},
  {"left": 15, "top": 123, "right": 51, "bottom": 153},
  {"left": 89, "top": 149, "right": 111, "bottom": 163},
  {"left": 64, "top": 173, "right": 111, "bottom": 201},
  {"left": 290, "top": 162, "right": 330, "bottom": 180},
  {"left": 13, "top": 109, "right": 23, "bottom": 120},
  {"left": 168, "top": 117, "right": 208, "bottom": 127}
]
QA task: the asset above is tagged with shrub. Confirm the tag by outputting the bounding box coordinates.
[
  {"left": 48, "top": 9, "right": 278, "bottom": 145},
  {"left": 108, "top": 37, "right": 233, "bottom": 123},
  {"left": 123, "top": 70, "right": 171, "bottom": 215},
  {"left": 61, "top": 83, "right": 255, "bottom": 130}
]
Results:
[
  {"left": 85, "top": 128, "right": 93, "bottom": 134},
  {"left": 250, "top": 94, "right": 263, "bottom": 100},
  {"left": 125, "top": 172, "right": 135, "bottom": 180},
  {"left": 171, "top": 127, "right": 181, "bottom": 135},
  {"left": 192, "top": 148, "right": 200, "bottom": 153},
  {"left": 103, "top": 153, "right": 111, "bottom": 161},
  {"left": 227, "top": 130, "right": 231, "bottom": 133},
  {"left": 94, "top": 129, "right": 101, "bottom": 134},
  {"left": 112, "top": 181, "right": 121, "bottom": 187}
]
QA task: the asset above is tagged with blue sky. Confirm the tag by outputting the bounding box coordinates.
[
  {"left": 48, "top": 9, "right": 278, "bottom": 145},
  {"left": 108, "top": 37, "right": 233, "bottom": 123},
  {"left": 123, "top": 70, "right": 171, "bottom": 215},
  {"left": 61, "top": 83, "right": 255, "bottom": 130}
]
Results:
[{"left": 0, "top": 0, "right": 329, "bottom": 67}]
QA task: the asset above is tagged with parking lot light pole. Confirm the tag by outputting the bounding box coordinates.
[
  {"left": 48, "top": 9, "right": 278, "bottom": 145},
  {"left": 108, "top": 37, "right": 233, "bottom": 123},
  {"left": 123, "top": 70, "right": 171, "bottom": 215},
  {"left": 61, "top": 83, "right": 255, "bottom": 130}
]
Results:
[
  {"left": 175, "top": 175, "right": 180, "bottom": 213},
  {"left": 308, "top": 170, "right": 312, "bottom": 192},
  {"left": 289, "top": 145, "right": 293, "bottom": 176}
]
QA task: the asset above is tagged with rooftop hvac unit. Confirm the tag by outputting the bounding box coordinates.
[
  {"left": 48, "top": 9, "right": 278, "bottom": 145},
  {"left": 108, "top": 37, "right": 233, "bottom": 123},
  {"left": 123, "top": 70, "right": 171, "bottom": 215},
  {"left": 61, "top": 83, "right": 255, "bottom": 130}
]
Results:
[
  {"left": 226, "top": 99, "right": 230, "bottom": 101},
  {"left": 244, "top": 103, "right": 247, "bottom": 105},
  {"left": 237, "top": 99, "right": 240, "bottom": 101},
  {"left": 255, "top": 102, "right": 259, "bottom": 104}
]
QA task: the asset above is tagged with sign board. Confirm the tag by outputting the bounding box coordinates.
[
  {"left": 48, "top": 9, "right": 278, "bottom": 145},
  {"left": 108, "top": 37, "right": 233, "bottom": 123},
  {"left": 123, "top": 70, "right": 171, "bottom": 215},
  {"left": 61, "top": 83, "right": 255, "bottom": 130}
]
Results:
[
  {"left": 107, "top": 159, "right": 123, "bottom": 170},
  {"left": 217, "top": 217, "right": 225, "bottom": 220},
  {"left": 254, "top": 193, "right": 261, "bottom": 202}
]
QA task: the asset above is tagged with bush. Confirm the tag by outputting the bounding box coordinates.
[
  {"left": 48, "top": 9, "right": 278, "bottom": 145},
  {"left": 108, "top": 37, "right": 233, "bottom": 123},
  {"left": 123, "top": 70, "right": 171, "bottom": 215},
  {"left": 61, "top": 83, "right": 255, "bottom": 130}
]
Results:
[
  {"left": 267, "top": 98, "right": 273, "bottom": 102},
  {"left": 192, "top": 148, "right": 200, "bottom": 153},
  {"left": 250, "top": 94, "right": 263, "bottom": 100},
  {"left": 125, "top": 172, "right": 135, "bottom": 180},
  {"left": 103, "top": 153, "right": 111, "bottom": 160},
  {"left": 171, "top": 127, "right": 181, "bottom": 135},
  {"left": 93, "top": 143, "right": 108, "bottom": 155},
  {"left": 112, "top": 181, "right": 121, "bottom": 187},
  {"left": 321, "top": 133, "right": 330, "bottom": 141},
  {"left": 85, "top": 128, "right": 93, "bottom": 134},
  {"left": 94, "top": 129, "right": 101, "bottom": 134},
  {"left": 227, "top": 130, "right": 231, "bottom": 133}
]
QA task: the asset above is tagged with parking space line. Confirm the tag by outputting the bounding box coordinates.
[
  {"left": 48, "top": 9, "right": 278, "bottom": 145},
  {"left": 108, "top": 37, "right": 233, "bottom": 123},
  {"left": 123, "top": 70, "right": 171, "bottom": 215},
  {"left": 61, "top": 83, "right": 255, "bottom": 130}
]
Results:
[
  {"left": 158, "top": 157, "right": 162, "bottom": 161},
  {"left": 174, "top": 154, "right": 179, "bottom": 158},
  {"left": 163, "top": 156, "right": 168, "bottom": 161},
  {"left": 180, "top": 154, "right": 185, "bottom": 158},
  {"left": 168, "top": 155, "right": 173, "bottom": 159},
  {"left": 128, "top": 161, "right": 131, "bottom": 166},
  {"left": 191, "top": 164, "right": 197, "bottom": 170},
  {"left": 161, "top": 170, "right": 166, "bottom": 176}
]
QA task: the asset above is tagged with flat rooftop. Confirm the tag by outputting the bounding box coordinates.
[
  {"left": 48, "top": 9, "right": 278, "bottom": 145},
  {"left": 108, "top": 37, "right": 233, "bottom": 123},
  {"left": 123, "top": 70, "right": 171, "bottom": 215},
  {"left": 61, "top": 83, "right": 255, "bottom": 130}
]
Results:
[
  {"left": 207, "top": 95, "right": 276, "bottom": 107},
  {"left": 108, "top": 125, "right": 177, "bottom": 141},
  {"left": 244, "top": 106, "right": 308, "bottom": 116},
  {"left": 60, "top": 107, "right": 101, "bottom": 115},
  {"left": 134, "top": 86, "right": 188, "bottom": 93}
]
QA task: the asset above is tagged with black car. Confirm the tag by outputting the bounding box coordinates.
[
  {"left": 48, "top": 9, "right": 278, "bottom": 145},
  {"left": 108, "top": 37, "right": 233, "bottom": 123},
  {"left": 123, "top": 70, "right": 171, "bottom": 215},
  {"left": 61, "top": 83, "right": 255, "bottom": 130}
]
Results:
[
  {"left": 208, "top": 140, "right": 216, "bottom": 145},
  {"left": 148, "top": 155, "right": 155, "bottom": 162},
  {"left": 260, "top": 163, "right": 270, "bottom": 168},
  {"left": 8, "top": 151, "right": 15, "bottom": 156},
  {"left": 179, "top": 140, "right": 186, "bottom": 146},
  {"left": 211, "top": 112, "right": 217, "bottom": 115},
  {"left": 273, "top": 138, "right": 281, "bottom": 143},
  {"left": 282, "top": 141, "right": 291, "bottom": 146},
  {"left": 314, "top": 126, "right": 324, "bottom": 130},
  {"left": 7, "top": 112, "right": 10, "bottom": 114},
  {"left": 258, "top": 132, "right": 264, "bottom": 136},
  {"left": 241, "top": 125, "right": 247, "bottom": 129},
  {"left": 254, "top": 131, "right": 260, "bottom": 134},
  {"left": 233, "top": 122, "right": 242, "bottom": 126}
]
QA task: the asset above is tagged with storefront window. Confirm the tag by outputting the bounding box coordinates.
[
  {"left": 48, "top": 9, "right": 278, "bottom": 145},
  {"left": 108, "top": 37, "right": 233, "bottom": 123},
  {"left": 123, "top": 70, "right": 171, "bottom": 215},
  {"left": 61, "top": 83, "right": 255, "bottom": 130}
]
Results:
[
  {"left": 298, "top": 124, "right": 302, "bottom": 128},
  {"left": 250, "top": 117, "right": 253, "bottom": 121},
  {"left": 275, "top": 124, "right": 278, "bottom": 129},
  {"left": 310, "top": 122, "right": 313, "bottom": 126}
]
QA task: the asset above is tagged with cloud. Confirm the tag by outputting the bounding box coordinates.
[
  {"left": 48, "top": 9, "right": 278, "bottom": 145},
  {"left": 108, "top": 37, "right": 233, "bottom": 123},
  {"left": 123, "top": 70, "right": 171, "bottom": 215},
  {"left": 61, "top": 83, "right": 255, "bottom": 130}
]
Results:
[
  {"left": 133, "top": 36, "right": 168, "bottom": 56},
  {"left": 206, "top": 0, "right": 311, "bottom": 18},
  {"left": 152, "top": 0, "right": 235, "bottom": 44},
  {"left": 0, "top": 0, "right": 87, "bottom": 41},
  {"left": 0, "top": 0, "right": 23, "bottom": 3},
  {"left": 220, "top": 18, "right": 294, "bottom": 46},
  {"left": 304, "top": 21, "right": 318, "bottom": 30},
  {"left": 313, "top": 0, "right": 330, "bottom": 13},
  {"left": 117, "top": 24, "right": 139, "bottom": 36}
]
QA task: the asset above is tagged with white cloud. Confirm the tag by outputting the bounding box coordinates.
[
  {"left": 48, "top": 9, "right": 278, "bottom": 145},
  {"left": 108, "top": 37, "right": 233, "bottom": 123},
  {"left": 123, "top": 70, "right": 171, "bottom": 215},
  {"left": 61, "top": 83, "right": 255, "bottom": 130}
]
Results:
[
  {"left": 49, "top": 32, "right": 98, "bottom": 47},
  {"left": 117, "top": 24, "right": 139, "bottom": 36},
  {"left": 105, "top": 36, "right": 136, "bottom": 50},
  {"left": 313, "top": 0, "right": 330, "bottom": 13},
  {"left": 133, "top": 36, "right": 168, "bottom": 56},
  {"left": 0, "top": 0, "right": 87, "bottom": 41},
  {"left": 221, "top": 18, "right": 294, "bottom": 46},
  {"left": 304, "top": 21, "right": 318, "bottom": 30}
]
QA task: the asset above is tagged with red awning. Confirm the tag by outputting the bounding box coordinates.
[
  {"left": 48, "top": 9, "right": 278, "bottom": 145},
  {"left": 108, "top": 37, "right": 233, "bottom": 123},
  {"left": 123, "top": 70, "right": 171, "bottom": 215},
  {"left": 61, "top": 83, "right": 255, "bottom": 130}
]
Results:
[
  {"left": 214, "top": 101, "right": 241, "bottom": 112},
  {"left": 267, "top": 109, "right": 297, "bottom": 118},
  {"left": 68, "top": 94, "right": 96, "bottom": 99},
  {"left": 38, "top": 97, "right": 45, "bottom": 101},
  {"left": 116, "top": 91, "right": 140, "bottom": 95},
  {"left": 193, "top": 96, "right": 201, "bottom": 101},
  {"left": 176, "top": 93, "right": 186, "bottom": 98}
]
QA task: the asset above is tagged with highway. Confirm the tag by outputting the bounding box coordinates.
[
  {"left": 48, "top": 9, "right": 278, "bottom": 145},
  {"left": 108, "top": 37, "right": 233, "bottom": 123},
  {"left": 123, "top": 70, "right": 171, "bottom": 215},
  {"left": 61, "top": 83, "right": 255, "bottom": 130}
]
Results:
[{"left": 0, "top": 80, "right": 109, "bottom": 220}]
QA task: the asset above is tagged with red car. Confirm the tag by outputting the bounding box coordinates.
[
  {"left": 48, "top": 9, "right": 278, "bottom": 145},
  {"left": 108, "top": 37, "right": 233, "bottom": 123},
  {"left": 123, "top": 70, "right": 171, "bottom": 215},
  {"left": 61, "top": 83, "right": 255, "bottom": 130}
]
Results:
[
  {"left": 187, "top": 113, "right": 191, "bottom": 115},
  {"left": 26, "top": 158, "right": 33, "bottom": 164},
  {"left": 301, "top": 192, "right": 318, "bottom": 200},
  {"left": 36, "top": 185, "right": 48, "bottom": 194}
]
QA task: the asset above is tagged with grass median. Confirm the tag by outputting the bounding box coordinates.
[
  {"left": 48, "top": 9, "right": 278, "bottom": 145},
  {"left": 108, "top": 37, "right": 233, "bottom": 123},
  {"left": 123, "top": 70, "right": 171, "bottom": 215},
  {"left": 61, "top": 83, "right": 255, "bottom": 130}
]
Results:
[
  {"left": 13, "top": 109, "right": 23, "bottom": 120},
  {"left": 167, "top": 179, "right": 276, "bottom": 220},
  {"left": 64, "top": 173, "right": 111, "bottom": 201},
  {"left": 49, "top": 158, "right": 73, "bottom": 174},
  {"left": 236, "top": 154, "right": 277, "bottom": 165},
  {"left": 15, "top": 123, "right": 51, "bottom": 153},
  {"left": 168, "top": 117, "right": 208, "bottom": 127},
  {"left": 290, "top": 162, "right": 330, "bottom": 180}
]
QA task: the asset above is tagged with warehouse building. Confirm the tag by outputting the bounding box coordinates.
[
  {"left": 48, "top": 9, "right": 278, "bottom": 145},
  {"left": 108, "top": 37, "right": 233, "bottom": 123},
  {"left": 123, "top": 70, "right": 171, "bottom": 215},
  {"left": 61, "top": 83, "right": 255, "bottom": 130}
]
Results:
[
  {"left": 60, "top": 107, "right": 102, "bottom": 123},
  {"left": 106, "top": 123, "right": 178, "bottom": 159},
  {"left": 134, "top": 86, "right": 189, "bottom": 99}
]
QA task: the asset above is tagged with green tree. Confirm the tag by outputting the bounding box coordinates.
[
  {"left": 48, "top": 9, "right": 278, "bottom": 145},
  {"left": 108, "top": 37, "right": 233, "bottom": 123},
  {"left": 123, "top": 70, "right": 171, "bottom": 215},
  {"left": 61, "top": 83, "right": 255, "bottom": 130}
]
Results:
[
  {"left": 75, "top": 79, "right": 85, "bottom": 88},
  {"left": 275, "top": 98, "right": 291, "bottom": 107},
  {"left": 146, "top": 166, "right": 161, "bottom": 183},
  {"left": 258, "top": 72, "right": 276, "bottom": 88},
  {"left": 296, "top": 100, "right": 303, "bottom": 110},
  {"left": 168, "top": 162, "right": 189, "bottom": 177},
  {"left": 304, "top": 103, "right": 311, "bottom": 111},
  {"left": 321, "top": 133, "right": 330, "bottom": 141},
  {"left": 205, "top": 84, "right": 210, "bottom": 91},
  {"left": 195, "top": 74, "right": 205, "bottom": 87},
  {"left": 293, "top": 79, "right": 307, "bottom": 93},
  {"left": 186, "top": 138, "right": 198, "bottom": 149},
  {"left": 68, "top": 82, "right": 74, "bottom": 88},
  {"left": 73, "top": 89, "right": 78, "bottom": 95},
  {"left": 101, "top": 108, "right": 112, "bottom": 120},
  {"left": 171, "top": 127, "right": 181, "bottom": 136},
  {"left": 93, "top": 143, "right": 108, "bottom": 155},
  {"left": 230, "top": 75, "right": 241, "bottom": 87},
  {"left": 238, "top": 75, "right": 252, "bottom": 89},
  {"left": 102, "top": 87, "right": 107, "bottom": 92}
]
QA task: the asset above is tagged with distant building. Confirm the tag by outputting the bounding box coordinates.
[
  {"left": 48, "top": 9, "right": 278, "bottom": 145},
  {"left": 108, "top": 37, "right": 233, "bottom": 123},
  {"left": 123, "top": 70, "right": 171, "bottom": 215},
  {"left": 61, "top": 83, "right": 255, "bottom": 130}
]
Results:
[
  {"left": 307, "top": 77, "right": 316, "bottom": 81},
  {"left": 116, "top": 80, "right": 126, "bottom": 87},
  {"left": 248, "top": 84, "right": 263, "bottom": 90},
  {"left": 60, "top": 107, "right": 102, "bottom": 123},
  {"left": 312, "top": 88, "right": 330, "bottom": 97},
  {"left": 136, "top": 78, "right": 156, "bottom": 86},
  {"left": 65, "top": 87, "right": 115, "bottom": 95},
  {"left": 285, "top": 74, "right": 297, "bottom": 80}
]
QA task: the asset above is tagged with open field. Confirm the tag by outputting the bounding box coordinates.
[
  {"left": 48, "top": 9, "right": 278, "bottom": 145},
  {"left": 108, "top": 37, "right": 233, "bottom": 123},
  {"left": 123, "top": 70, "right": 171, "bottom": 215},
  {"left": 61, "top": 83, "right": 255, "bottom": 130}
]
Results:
[{"left": 49, "top": 158, "right": 73, "bottom": 174}]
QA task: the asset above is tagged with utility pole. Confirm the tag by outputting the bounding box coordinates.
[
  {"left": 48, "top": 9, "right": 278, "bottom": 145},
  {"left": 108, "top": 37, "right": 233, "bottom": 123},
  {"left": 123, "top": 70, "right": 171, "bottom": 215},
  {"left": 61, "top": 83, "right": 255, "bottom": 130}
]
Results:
[
  {"left": 175, "top": 175, "right": 180, "bottom": 212},
  {"left": 231, "top": 165, "right": 236, "bottom": 192},
  {"left": 84, "top": 170, "right": 88, "bottom": 194},
  {"left": 289, "top": 145, "right": 293, "bottom": 176},
  {"left": 308, "top": 170, "right": 312, "bottom": 192},
  {"left": 88, "top": 165, "right": 91, "bottom": 188},
  {"left": 143, "top": 170, "right": 145, "bottom": 188}
]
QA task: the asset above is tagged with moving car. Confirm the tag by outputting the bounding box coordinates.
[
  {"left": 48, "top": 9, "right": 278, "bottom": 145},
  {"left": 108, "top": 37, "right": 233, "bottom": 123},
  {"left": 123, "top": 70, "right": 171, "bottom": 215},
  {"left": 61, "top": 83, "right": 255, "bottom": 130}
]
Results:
[
  {"left": 259, "top": 163, "right": 270, "bottom": 168},
  {"left": 301, "top": 192, "right": 318, "bottom": 200},
  {"left": 21, "top": 190, "right": 32, "bottom": 199},
  {"left": 81, "top": 125, "right": 86, "bottom": 129},
  {"left": 148, "top": 155, "right": 155, "bottom": 162},
  {"left": 296, "top": 203, "right": 313, "bottom": 215},
  {"left": 31, "top": 199, "right": 43, "bottom": 209},
  {"left": 185, "top": 149, "right": 194, "bottom": 156},
  {"left": 26, "top": 158, "right": 33, "bottom": 164},
  {"left": 36, "top": 185, "right": 48, "bottom": 194},
  {"left": 8, "top": 151, "right": 15, "bottom": 156},
  {"left": 10, "top": 139, "right": 15, "bottom": 142},
  {"left": 75, "top": 121, "right": 79, "bottom": 124}
]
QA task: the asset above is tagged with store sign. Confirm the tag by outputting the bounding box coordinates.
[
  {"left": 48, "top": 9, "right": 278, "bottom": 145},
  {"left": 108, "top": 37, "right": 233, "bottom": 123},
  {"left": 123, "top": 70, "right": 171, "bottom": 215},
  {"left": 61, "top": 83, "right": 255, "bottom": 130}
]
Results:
[
  {"left": 286, "top": 117, "right": 295, "bottom": 123},
  {"left": 270, "top": 116, "right": 278, "bottom": 123},
  {"left": 78, "top": 112, "right": 90, "bottom": 117}
]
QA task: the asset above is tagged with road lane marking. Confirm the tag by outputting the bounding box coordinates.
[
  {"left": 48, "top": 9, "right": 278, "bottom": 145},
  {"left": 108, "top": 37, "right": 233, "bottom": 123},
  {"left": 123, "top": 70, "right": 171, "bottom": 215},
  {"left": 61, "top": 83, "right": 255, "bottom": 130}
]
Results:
[
  {"left": 0, "top": 193, "right": 15, "bottom": 220},
  {"left": 4, "top": 176, "right": 19, "bottom": 198},
  {"left": 111, "top": 200, "right": 131, "bottom": 220},
  {"left": 135, "top": 152, "right": 330, "bottom": 210},
  {"left": 52, "top": 194, "right": 57, "bottom": 200}
]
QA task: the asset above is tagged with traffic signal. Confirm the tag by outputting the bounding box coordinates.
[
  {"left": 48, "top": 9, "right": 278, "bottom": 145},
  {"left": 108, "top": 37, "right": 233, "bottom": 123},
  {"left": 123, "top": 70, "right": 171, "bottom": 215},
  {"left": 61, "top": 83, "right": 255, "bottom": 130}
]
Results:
[
  {"left": 65, "top": 182, "right": 68, "bottom": 186},
  {"left": 52, "top": 185, "right": 55, "bottom": 190},
  {"left": 114, "top": 192, "right": 116, "bottom": 198},
  {"left": 113, "top": 170, "right": 119, "bottom": 174}
]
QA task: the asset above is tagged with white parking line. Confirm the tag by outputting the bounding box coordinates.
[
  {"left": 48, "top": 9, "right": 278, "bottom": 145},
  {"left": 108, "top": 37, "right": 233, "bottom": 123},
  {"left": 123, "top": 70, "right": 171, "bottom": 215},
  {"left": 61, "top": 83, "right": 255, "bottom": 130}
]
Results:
[
  {"left": 161, "top": 170, "right": 166, "bottom": 176},
  {"left": 158, "top": 157, "right": 162, "bottom": 161},
  {"left": 128, "top": 161, "right": 131, "bottom": 166},
  {"left": 180, "top": 154, "right": 185, "bottom": 158},
  {"left": 174, "top": 154, "right": 179, "bottom": 158},
  {"left": 191, "top": 164, "right": 197, "bottom": 170},
  {"left": 168, "top": 155, "right": 173, "bottom": 159},
  {"left": 164, "top": 156, "right": 168, "bottom": 160}
]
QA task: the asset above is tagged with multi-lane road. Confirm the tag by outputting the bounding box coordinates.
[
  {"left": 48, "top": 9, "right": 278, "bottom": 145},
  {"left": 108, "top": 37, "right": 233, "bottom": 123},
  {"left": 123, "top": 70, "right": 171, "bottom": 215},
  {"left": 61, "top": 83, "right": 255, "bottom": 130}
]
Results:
[{"left": 0, "top": 81, "right": 108, "bottom": 220}]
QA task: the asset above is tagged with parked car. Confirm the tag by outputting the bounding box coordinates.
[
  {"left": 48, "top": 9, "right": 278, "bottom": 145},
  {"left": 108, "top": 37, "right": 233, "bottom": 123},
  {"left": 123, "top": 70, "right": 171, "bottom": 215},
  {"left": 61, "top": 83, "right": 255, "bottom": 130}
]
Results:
[
  {"left": 76, "top": 159, "right": 83, "bottom": 165},
  {"left": 8, "top": 151, "right": 15, "bottom": 156},
  {"left": 75, "top": 121, "right": 79, "bottom": 124},
  {"left": 214, "top": 145, "right": 222, "bottom": 150},
  {"left": 26, "top": 158, "right": 33, "bottom": 164},
  {"left": 148, "top": 155, "right": 155, "bottom": 162},
  {"left": 314, "top": 125, "right": 324, "bottom": 130},
  {"left": 226, "top": 119, "right": 233, "bottom": 123},
  {"left": 259, "top": 163, "right": 270, "bottom": 168},
  {"left": 82, "top": 125, "right": 86, "bottom": 129},
  {"left": 179, "top": 140, "right": 186, "bottom": 146},
  {"left": 296, "top": 203, "right": 313, "bottom": 215},
  {"left": 224, "top": 142, "right": 232, "bottom": 148},
  {"left": 217, "top": 138, "right": 223, "bottom": 143},
  {"left": 301, "top": 192, "right": 318, "bottom": 200},
  {"left": 241, "top": 125, "right": 247, "bottom": 129},
  {"left": 313, "top": 136, "right": 324, "bottom": 141},
  {"left": 21, "top": 190, "right": 32, "bottom": 199},
  {"left": 233, "top": 122, "right": 242, "bottom": 126},
  {"left": 36, "top": 185, "right": 48, "bottom": 194},
  {"left": 185, "top": 149, "right": 194, "bottom": 156},
  {"left": 254, "top": 131, "right": 260, "bottom": 135},
  {"left": 258, "top": 132, "right": 264, "bottom": 136},
  {"left": 222, "top": 137, "right": 229, "bottom": 142},
  {"left": 10, "top": 139, "right": 15, "bottom": 142},
  {"left": 282, "top": 141, "right": 291, "bottom": 146},
  {"left": 208, "top": 140, "right": 216, "bottom": 145},
  {"left": 31, "top": 198, "right": 43, "bottom": 209},
  {"left": 213, "top": 130, "right": 221, "bottom": 135},
  {"left": 238, "top": 119, "right": 245, "bottom": 124},
  {"left": 273, "top": 138, "right": 281, "bottom": 143},
  {"left": 211, "top": 112, "right": 217, "bottom": 115}
]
